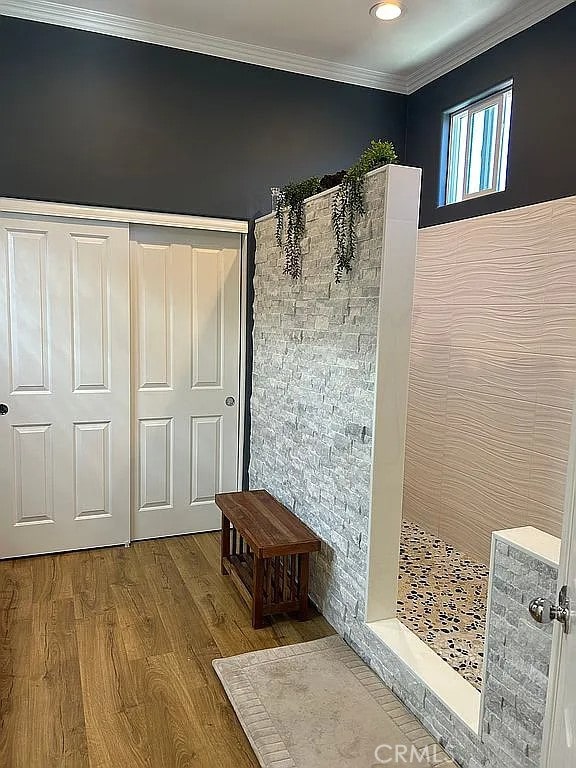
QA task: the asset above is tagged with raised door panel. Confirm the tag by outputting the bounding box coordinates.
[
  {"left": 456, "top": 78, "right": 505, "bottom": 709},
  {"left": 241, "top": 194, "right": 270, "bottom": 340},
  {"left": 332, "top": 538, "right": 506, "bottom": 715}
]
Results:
[
  {"left": 7, "top": 229, "right": 50, "bottom": 393},
  {"left": 74, "top": 422, "right": 110, "bottom": 519},
  {"left": 71, "top": 235, "right": 110, "bottom": 392},
  {"left": 136, "top": 244, "right": 172, "bottom": 391},
  {"left": 12, "top": 424, "right": 54, "bottom": 524},
  {"left": 191, "top": 249, "right": 222, "bottom": 389},
  {"left": 138, "top": 418, "right": 173, "bottom": 511},
  {"left": 190, "top": 415, "right": 222, "bottom": 504}
]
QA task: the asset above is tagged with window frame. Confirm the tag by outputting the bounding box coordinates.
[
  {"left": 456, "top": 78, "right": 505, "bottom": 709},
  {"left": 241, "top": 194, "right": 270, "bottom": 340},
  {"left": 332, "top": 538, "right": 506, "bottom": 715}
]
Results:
[{"left": 441, "top": 82, "right": 513, "bottom": 207}]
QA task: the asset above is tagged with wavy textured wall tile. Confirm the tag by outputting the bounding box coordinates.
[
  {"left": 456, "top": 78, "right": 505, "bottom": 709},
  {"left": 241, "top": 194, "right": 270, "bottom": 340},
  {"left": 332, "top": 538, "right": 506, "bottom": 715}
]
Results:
[
  {"left": 533, "top": 354, "right": 576, "bottom": 410},
  {"left": 450, "top": 305, "right": 542, "bottom": 353},
  {"left": 413, "top": 260, "right": 456, "bottom": 304},
  {"left": 448, "top": 347, "right": 576, "bottom": 409},
  {"left": 544, "top": 250, "right": 576, "bottom": 304},
  {"left": 452, "top": 202, "right": 552, "bottom": 261},
  {"left": 448, "top": 347, "right": 538, "bottom": 402},
  {"left": 407, "top": 342, "right": 450, "bottom": 387},
  {"left": 407, "top": 379, "right": 447, "bottom": 426},
  {"left": 411, "top": 305, "right": 452, "bottom": 346},
  {"left": 447, "top": 257, "right": 550, "bottom": 305},
  {"left": 416, "top": 225, "right": 457, "bottom": 263},
  {"left": 443, "top": 424, "right": 531, "bottom": 497},
  {"left": 405, "top": 414, "right": 446, "bottom": 467},
  {"left": 528, "top": 450, "right": 568, "bottom": 510},
  {"left": 446, "top": 389, "right": 535, "bottom": 451},
  {"left": 402, "top": 455, "right": 442, "bottom": 535},
  {"left": 404, "top": 196, "right": 576, "bottom": 564},
  {"left": 533, "top": 403, "right": 573, "bottom": 460},
  {"left": 550, "top": 196, "right": 576, "bottom": 253},
  {"left": 522, "top": 502, "right": 564, "bottom": 538},
  {"left": 536, "top": 305, "right": 576, "bottom": 356}
]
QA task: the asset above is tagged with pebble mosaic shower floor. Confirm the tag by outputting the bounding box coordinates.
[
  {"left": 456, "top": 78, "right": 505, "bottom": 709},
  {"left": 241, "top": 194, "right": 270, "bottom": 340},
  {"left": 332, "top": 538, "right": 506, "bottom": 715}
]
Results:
[{"left": 397, "top": 520, "right": 489, "bottom": 691}]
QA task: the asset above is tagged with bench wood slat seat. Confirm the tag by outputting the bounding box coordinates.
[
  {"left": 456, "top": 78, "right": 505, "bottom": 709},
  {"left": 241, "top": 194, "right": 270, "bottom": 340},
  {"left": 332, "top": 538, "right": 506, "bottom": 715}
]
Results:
[{"left": 216, "top": 490, "right": 321, "bottom": 629}]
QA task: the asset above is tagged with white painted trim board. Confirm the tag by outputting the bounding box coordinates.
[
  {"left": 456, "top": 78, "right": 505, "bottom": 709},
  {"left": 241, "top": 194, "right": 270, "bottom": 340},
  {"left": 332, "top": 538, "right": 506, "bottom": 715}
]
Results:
[{"left": 0, "top": 197, "right": 249, "bottom": 234}]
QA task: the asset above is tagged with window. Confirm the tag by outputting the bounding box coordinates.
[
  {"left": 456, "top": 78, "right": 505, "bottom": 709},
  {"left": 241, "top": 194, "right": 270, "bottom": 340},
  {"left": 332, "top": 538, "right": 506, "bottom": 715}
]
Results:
[{"left": 443, "top": 84, "right": 513, "bottom": 206}]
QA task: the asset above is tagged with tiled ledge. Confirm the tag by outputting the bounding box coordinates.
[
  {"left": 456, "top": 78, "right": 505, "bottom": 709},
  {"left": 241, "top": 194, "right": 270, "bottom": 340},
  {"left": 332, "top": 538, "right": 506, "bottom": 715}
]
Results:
[
  {"left": 366, "top": 618, "right": 482, "bottom": 734},
  {"left": 254, "top": 164, "right": 393, "bottom": 224},
  {"left": 480, "top": 526, "right": 560, "bottom": 766},
  {"left": 364, "top": 525, "right": 561, "bottom": 767},
  {"left": 492, "top": 526, "right": 561, "bottom": 568}
]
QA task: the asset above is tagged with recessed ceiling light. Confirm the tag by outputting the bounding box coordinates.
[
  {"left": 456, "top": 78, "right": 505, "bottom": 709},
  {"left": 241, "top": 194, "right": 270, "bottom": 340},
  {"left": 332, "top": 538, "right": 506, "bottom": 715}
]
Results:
[{"left": 370, "top": 2, "right": 403, "bottom": 21}]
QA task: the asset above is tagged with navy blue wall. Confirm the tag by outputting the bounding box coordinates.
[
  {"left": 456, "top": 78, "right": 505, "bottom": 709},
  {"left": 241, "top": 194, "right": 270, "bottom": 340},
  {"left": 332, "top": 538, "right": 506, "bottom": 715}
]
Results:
[
  {"left": 407, "top": 3, "right": 576, "bottom": 228},
  {"left": 0, "top": 16, "right": 406, "bottom": 222},
  {"left": 1, "top": 7, "right": 574, "bottom": 226}
]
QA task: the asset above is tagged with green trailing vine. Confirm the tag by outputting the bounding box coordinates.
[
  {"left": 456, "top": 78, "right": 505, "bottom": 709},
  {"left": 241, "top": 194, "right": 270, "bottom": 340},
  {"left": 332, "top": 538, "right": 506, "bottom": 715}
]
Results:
[
  {"left": 275, "top": 177, "right": 321, "bottom": 278},
  {"left": 332, "top": 140, "right": 398, "bottom": 282},
  {"left": 274, "top": 139, "right": 398, "bottom": 281},
  {"left": 331, "top": 174, "right": 365, "bottom": 284}
]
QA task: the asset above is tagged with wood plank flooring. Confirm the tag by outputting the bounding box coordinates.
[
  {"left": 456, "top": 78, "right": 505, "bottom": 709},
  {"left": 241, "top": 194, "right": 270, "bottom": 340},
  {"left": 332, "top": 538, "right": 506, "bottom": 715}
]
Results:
[{"left": 0, "top": 533, "right": 334, "bottom": 768}]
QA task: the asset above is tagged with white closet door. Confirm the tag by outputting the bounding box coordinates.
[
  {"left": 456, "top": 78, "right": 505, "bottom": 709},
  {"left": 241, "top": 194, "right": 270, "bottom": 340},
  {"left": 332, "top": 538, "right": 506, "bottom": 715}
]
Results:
[
  {"left": 131, "top": 227, "right": 241, "bottom": 540},
  {"left": 0, "top": 216, "right": 130, "bottom": 558}
]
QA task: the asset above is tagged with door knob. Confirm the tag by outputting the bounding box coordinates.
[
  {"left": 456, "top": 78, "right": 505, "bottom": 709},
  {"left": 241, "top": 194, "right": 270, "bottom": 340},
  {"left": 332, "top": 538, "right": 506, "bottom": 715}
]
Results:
[
  {"left": 225, "top": 397, "right": 236, "bottom": 407},
  {"left": 529, "top": 586, "right": 570, "bottom": 634},
  {"left": 0, "top": 404, "right": 8, "bottom": 415}
]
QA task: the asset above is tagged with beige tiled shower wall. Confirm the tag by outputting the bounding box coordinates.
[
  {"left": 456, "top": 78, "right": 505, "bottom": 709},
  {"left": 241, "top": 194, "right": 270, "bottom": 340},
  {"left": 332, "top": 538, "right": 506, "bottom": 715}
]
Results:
[{"left": 403, "top": 196, "right": 576, "bottom": 564}]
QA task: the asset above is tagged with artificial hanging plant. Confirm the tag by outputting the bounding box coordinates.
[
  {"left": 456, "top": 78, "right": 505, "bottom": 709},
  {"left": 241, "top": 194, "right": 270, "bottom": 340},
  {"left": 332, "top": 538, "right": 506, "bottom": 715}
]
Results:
[
  {"left": 275, "top": 177, "right": 321, "bottom": 279},
  {"left": 332, "top": 139, "right": 398, "bottom": 282},
  {"left": 274, "top": 139, "right": 399, "bottom": 281}
]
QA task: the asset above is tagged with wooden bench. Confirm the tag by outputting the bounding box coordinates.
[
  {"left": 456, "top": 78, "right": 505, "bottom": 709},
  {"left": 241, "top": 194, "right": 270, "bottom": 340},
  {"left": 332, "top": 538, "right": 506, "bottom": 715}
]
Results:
[{"left": 216, "top": 490, "right": 321, "bottom": 629}]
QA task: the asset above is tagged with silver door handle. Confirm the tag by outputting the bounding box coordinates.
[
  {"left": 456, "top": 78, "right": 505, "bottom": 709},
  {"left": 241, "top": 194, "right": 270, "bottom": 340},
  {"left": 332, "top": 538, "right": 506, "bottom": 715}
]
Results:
[
  {"left": 529, "top": 586, "right": 570, "bottom": 634},
  {"left": 225, "top": 397, "right": 236, "bottom": 407}
]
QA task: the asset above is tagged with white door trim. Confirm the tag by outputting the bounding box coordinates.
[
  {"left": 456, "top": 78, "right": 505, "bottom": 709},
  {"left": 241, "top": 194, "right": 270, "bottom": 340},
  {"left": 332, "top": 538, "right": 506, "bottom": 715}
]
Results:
[
  {"left": 0, "top": 197, "right": 249, "bottom": 234},
  {"left": 237, "top": 232, "right": 248, "bottom": 490},
  {"left": 541, "top": 400, "right": 576, "bottom": 766}
]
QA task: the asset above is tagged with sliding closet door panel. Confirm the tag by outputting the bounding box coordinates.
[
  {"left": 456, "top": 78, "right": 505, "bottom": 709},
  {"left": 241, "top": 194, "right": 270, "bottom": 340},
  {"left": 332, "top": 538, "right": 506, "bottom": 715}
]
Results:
[
  {"left": 132, "top": 227, "right": 241, "bottom": 540},
  {"left": 0, "top": 216, "right": 130, "bottom": 558}
]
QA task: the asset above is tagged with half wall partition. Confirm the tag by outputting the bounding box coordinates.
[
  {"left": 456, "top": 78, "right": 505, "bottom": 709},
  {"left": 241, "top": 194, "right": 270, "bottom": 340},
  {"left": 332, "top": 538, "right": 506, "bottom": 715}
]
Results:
[{"left": 249, "top": 168, "right": 571, "bottom": 768}]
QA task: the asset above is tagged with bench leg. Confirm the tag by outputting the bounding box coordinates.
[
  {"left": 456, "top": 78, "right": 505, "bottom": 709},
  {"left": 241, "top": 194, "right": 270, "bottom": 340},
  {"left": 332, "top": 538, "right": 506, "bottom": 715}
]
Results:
[
  {"left": 252, "top": 556, "right": 265, "bottom": 629},
  {"left": 298, "top": 553, "right": 310, "bottom": 621},
  {"left": 221, "top": 513, "right": 230, "bottom": 575}
]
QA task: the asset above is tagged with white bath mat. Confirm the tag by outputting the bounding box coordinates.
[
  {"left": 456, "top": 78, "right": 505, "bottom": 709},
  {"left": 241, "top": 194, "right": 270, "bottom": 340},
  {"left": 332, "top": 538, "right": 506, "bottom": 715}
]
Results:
[{"left": 213, "top": 636, "right": 458, "bottom": 767}]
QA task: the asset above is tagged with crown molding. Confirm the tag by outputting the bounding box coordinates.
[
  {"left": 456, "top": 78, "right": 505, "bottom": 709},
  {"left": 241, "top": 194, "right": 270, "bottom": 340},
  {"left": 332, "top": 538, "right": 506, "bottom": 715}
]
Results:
[
  {"left": 0, "top": 0, "right": 571, "bottom": 95},
  {"left": 0, "top": 0, "right": 407, "bottom": 93},
  {"left": 404, "top": 0, "right": 573, "bottom": 94}
]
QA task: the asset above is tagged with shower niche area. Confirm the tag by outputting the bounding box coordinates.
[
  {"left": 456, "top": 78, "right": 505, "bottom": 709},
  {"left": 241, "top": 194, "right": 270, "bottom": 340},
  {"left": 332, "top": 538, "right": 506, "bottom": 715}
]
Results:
[
  {"left": 250, "top": 165, "right": 574, "bottom": 767},
  {"left": 400, "top": 198, "right": 574, "bottom": 689}
]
